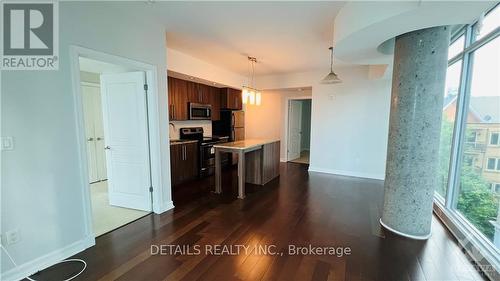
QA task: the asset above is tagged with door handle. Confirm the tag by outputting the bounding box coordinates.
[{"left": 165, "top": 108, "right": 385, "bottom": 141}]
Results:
[
  {"left": 97, "top": 137, "right": 103, "bottom": 141},
  {"left": 87, "top": 137, "right": 94, "bottom": 141},
  {"left": 104, "top": 146, "right": 111, "bottom": 150}
]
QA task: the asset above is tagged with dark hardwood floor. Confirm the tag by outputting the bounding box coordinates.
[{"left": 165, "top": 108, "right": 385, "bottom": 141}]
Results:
[{"left": 28, "top": 163, "right": 487, "bottom": 281}]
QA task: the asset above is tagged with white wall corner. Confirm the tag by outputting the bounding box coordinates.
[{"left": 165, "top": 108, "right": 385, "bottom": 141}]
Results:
[
  {"left": 1, "top": 236, "right": 94, "bottom": 281},
  {"left": 308, "top": 166, "right": 385, "bottom": 181},
  {"left": 154, "top": 200, "right": 175, "bottom": 214}
]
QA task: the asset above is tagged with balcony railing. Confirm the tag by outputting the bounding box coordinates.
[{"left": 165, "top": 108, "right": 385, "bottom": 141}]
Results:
[{"left": 465, "top": 142, "right": 487, "bottom": 151}]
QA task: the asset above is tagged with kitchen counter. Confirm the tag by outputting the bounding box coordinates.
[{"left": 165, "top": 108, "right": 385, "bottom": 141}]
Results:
[
  {"left": 169, "top": 139, "right": 198, "bottom": 145},
  {"left": 213, "top": 139, "right": 279, "bottom": 151},
  {"left": 214, "top": 139, "right": 280, "bottom": 199}
]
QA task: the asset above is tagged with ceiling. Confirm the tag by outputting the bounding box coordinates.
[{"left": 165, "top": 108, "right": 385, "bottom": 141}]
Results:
[{"left": 152, "top": 2, "right": 345, "bottom": 76}]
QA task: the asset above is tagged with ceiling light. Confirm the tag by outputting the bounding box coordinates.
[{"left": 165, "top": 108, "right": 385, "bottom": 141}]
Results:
[
  {"left": 242, "top": 56, "right": 262, "bottom": 106},
  {"left": 321, "top": 47, "right": 342, "bottom": 84}
]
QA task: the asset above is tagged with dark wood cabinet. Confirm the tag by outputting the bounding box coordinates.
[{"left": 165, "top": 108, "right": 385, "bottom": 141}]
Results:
[
  {"left": 209, "top": 86, "right": 221, "bottom": 121},
  {"left": 168, "top": 76, "right": 228, "bottom": 121},
  {"left": 168, "top": 77, "right": 189, "bottom": 121},
  {"left": 170, "top": 142, "right": 198, "bottom": 186},
  {"left": 186, "top": 81, "right": 210, "bottom": 104},
  {"left": 221, "top": 88, "right": 242, "bottom": 110}
]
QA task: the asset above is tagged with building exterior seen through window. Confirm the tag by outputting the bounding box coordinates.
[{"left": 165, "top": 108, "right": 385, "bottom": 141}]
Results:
[{"left": 437, "top": 3, "right": 500, "bottom": 256}]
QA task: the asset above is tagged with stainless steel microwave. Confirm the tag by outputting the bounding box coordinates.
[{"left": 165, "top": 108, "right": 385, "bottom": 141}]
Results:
[{"left": 189, "top": 103, "right": 212, "bottom": 120}]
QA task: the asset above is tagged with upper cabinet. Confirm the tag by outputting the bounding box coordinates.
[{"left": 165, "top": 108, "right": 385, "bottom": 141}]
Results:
[
  {"left": 187, "top": 81, "right": 210, "bottom": 104},
  {"left": 167, "top": 75, "right": 225, "bottom": 121},
  {"left": 168, "top": 76, "right": 189, "bottom": 121},
  {"left": 221, "top": 88, "right": 242, "bottom": 110},
  {"left": 209, "top": 87, "right": 221, "bottom": 121}
]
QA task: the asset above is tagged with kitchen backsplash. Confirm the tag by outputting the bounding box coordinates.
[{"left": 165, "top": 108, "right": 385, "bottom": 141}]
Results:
[{"left": 169, "top": 120, "right": 212, "bottom": 139}]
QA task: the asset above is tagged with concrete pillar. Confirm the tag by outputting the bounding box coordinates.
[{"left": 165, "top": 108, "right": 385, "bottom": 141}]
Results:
[{"left": 380, "top": 26, "right": 450, "bottom": 239}]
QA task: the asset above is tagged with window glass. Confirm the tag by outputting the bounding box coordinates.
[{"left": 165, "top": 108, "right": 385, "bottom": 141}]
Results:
[
  {"left": 437, "top": 60, "right": 463, "bottom": 197},
  {"left": 448, "top": 35, "right": 465, "bottom": 59},
  {"left": 474, "top": 5, "right": 500, "bottom": 40},
  {"left": 490, "top": 132, "right": 499, "bottom": 145},
  {"left": 456, "top": 36, "right": 500, "bottom": 247},
  {"left": 487, "top": 158, "right": 496, "bottom": 170}
]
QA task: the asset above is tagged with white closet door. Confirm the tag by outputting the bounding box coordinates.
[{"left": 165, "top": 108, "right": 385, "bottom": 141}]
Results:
[
  {"left": 100, "top": 72, "right": 151, "bottom": 211},
  {"left": 287, "top": 100, "right": 302, "bottom": 161},
  {"left": 82, "top": 84, "right": 99, "bottom": 183},
  {"left": 92, "top": 85, "right": 108, "bottom": 181}
]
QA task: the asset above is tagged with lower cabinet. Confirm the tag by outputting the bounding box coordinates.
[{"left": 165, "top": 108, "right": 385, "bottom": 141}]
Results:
[
  {"left": 262, "top": 141, "right": 280, "bottom": 184},
  {"left": 170, "top": 142, "right": 198, "bottom": 186},
  {"left": 245, "top": 141, "right": 280, "bottom": 185}
]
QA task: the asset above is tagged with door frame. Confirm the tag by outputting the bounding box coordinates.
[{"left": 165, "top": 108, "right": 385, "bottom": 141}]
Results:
[
  {"left": 283, "top": 96, "right": 312, "bottom": 162},
  {"left": 69, "top": 46, "right": 171, "bottom": 242}
]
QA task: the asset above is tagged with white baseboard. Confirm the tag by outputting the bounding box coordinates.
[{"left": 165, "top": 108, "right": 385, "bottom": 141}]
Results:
[
  {"left": 308, "top": 166, "right": 385, "bottom": 181},
  {"left": 1, "top": 235, "right": 94, "bottom": 281},
  {"left": 154, "top": 200, "right": 175, "bottom": 214}
]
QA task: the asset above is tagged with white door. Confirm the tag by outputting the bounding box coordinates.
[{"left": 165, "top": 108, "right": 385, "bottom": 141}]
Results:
[
  {"left": 100, "top": 72, "right": 151, "bottom": 211},
  {"left": 82, "top": 84, "right": 99, "bottom": 183},
  {"left": 287, "top": 100, "right": 302, "bottom": 161},
  {"left": 92, "top": 86, "right": 107, "bottom": 181}
]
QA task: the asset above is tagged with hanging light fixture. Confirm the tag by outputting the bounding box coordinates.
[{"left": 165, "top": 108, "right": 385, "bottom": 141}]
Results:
[
  {"left": 242, "top": 56, "right": 262, "bottom": 105},
  {"left": 321, "top": 46, "right": 342, "bottom": 84}
]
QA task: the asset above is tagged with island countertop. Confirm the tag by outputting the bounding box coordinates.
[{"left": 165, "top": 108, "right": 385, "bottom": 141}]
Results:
[{"left": 213, "top": 139, "right": 280, "bottom": 150}]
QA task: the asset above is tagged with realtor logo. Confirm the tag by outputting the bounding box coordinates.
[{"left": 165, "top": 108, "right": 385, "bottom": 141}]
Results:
[{"left": 1, "top": 1, "right": 58, "bottom": 70}]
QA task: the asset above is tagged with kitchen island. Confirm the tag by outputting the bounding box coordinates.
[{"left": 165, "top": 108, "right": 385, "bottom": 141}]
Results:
[{"left": 214, "top": 139, "right": 280, "bottom": 199}]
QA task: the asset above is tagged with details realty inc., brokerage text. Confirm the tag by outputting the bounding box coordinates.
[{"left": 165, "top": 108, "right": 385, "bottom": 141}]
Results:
[{"left": 151, "top": 244, "right": 352, "bottom": 257}]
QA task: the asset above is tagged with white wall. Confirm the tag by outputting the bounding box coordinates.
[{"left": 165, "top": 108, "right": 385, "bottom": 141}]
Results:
[
  {"left": 256, "top": 66, "right": 391, "bottom": 179},
  {"left": 309, "top": 70, "right": 391, "bottom": 180},
  {"left": 1, "top": 2, "right": 171, "bottom": 280},
  {"left": 245, "top": 90, "right": 312, "bottom": 161}
]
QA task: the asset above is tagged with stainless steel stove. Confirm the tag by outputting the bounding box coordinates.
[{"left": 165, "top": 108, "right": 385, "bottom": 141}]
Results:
[{"left": 179, "top": 127, "right": 229, "bottom": 177}]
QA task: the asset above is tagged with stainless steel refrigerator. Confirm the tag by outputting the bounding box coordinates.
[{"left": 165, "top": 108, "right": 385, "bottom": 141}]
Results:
[
  {"left": 213, "top": 110, "right": 245, "bottom": 141},
  {"left": 213, "top": 110, "right": 245, "bottom": 165}
]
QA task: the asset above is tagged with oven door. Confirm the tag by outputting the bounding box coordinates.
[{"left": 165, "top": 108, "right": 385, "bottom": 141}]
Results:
[
  {"left": 200, "top": 143, "right": 216, "bottom": 177},
  {"left": 190, "top": 103, "right": 212, "bottom": 120}
]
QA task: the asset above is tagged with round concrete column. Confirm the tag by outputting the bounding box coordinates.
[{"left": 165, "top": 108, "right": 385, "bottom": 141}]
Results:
[{"left": 380, "top": 26, "right": 450, "bottom": 239}]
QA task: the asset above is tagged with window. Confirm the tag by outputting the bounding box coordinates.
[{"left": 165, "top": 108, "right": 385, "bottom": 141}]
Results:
[
  {"left": 448, "top": 35, "right": 465, "bottom": 59},
  {"left": 487, "top": 158, "right": 497, "bottom": 170},
  {"left": 437, "top": 60, "right": 463, "bottom": 198},
  {"left": 490, "top": 132, "right": 500, "bottom": 145},
  {"left": 435, "top": 4, "right": 500, "bottom": 275},
  {"left": 474, "top": 5, "right": 500, "bottom": 40},
  {"left": 456, "top": 34, "right": 500, "bottom": 249},
  {"left": 491, "top": 183, "right": 500, "bottom": 193}
]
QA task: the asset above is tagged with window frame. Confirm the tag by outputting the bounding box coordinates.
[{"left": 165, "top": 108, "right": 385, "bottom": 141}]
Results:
[
  {"left": 490, "top": 132, "right": 500, "bottom": 146},
  {"left": 434, "top": 3, "right": 500, "bottom": 279},
  {"left": 486, "top": 158, "right": 499, "bottom": 171}
]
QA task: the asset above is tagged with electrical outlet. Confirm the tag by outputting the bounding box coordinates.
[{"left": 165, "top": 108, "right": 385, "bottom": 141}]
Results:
[{"left": 4, "top": 229, "right": 21, "bottom": 245}]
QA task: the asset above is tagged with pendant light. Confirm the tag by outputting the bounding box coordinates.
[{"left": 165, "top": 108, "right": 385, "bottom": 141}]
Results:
[
  {"left": 242, "top": 56, "right": 262, "bottom": 105},
  {"left": 321, "top": 46, "right": 342, "bottom": 84}
]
